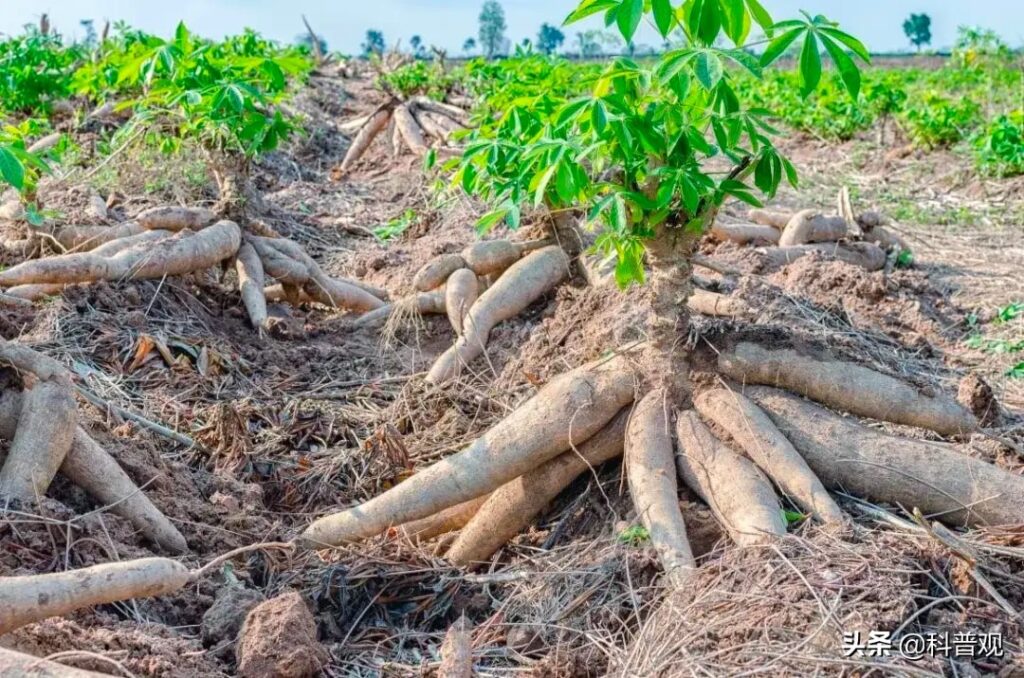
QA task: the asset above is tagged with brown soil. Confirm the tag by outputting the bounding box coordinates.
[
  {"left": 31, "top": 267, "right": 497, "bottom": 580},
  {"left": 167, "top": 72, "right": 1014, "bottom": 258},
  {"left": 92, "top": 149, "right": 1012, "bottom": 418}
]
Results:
[{"left": 1, "top": 71, "right": 1022, "bottom": 676}]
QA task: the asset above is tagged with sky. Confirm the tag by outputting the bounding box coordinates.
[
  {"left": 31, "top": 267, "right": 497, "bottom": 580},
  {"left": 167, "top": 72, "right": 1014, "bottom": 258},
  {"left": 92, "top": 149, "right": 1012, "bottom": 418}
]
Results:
[{"left": 1, "top": 0, "right": 1022, "bottom": 56}]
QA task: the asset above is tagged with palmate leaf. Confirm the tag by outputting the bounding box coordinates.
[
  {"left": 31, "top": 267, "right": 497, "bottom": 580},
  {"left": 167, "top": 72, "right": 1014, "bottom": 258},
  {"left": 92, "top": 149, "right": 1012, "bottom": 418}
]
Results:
[
  {"left": 745, "top": 0, "right": 773, "bottom": 34},
  {"left": 760, "top": 13, "right": 866, "bottom": 100},
  {"left": 798, "top": 31, "right": 821, "bottom": 96},
  {"left": 564, "top": 0, "right": 619, "bottom": 25},
  {"left": 819, "top": 33, "right": 861, "bottom": 99},
  {"left": 0, "top": 146, "right": 26, "bottom": 191},
  {"left": 760, "top": 27, "right": 802, "bottom": 67},
  {"left": 652, "top": 0, "right": 675, "bottom": 38},
  {"left": 617, "top": 0, "right": 644, "bottom": 43},
  {"left": 719, "top": 0, "right": 751, "bottom": 45}
]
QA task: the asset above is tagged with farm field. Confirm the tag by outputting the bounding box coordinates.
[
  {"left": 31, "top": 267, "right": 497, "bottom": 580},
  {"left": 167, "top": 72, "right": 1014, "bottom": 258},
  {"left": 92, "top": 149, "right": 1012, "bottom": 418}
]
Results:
[{"left": 1, "top": 2, "right": 1023, "bottom": 676}]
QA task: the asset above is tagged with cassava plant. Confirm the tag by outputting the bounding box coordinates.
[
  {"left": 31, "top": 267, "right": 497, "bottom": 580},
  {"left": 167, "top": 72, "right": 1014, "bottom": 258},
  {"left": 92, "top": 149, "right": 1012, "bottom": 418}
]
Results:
[
  {"left": 1, "top": 26, "right": 389, "bottom": 334},
  {"left": 297, "top": 0, "right": 1015, "bottom": 594},
  {"left": 333, "top": 58, "right": 473, "bottom": 175}
]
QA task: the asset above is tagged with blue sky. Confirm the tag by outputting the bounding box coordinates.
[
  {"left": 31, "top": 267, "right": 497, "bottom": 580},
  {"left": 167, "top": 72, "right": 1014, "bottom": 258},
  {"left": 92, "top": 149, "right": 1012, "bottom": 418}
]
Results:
[{"left": 1, "top": 1, "right": 1022, "bottom": 55}]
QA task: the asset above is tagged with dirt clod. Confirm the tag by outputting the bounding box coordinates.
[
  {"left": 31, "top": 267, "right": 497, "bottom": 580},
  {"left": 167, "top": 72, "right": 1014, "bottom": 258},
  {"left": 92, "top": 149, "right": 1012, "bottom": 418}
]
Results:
[
  {"left": 202, "top": 585, "right": 265, "bottom": 646},
  {"left": 236, "top": 592, "right": 327, "bottom": 678},
  {"left": 959, "top": 373, "right": 1001, "bottom": 427}
]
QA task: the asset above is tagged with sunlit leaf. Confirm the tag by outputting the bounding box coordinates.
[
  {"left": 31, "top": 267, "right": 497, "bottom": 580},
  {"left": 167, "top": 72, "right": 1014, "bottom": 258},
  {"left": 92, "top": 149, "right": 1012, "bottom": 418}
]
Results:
[
  {"left": 798, "top": 31, "right": 822, "bottom": 96},
  {"left": 652, "top": 0, "right": 675, "bottom": 38}
]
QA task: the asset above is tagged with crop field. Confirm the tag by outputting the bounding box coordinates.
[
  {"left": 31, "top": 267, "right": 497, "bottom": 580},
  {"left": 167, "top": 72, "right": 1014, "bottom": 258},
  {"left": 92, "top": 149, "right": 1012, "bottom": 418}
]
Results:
[{"left": 0, "top": 2, "right": 1023, "bottom": 676}]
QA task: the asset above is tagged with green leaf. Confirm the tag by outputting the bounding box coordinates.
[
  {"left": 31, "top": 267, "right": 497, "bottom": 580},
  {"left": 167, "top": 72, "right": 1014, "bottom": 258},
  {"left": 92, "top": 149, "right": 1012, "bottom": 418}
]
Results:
[
  {"left": 423, "top": 148, "right": 437, "bottom": 171},
  {"left": 798, "top": 31, "right": 822, "bottom": 97},
  {"left": 782, "top": 509, "right": 806, "bottom": 525},
  {"left": 591, "top": 100, "right": 608, "bottom": 134},
  {"left": 556, "top": 162, "right": 577, "bottom": 203},
  {"left": 745, "top": 0, "right": 773, "bottom": 34},
  {"left": 476, "top": 209, "right": 507, "bottom": 234},
  {"left": 617, "top": 0, "right": 644, "bottom": 43},
  {"left": 656, "top": 49, "right": 694, "bottom": 83},
  {"left": 819, "top": 27, "right": 870, "bottom": 62},
  {"left": 819, "top": 34, "right": 861, "bottom": 99},
  {"left": 653, "top": 0, "right": 675, "bottom": 38},
  {"left": 533, "top": 162, "right": 559, "bottom": 207},
  {"left": 780, "top": 155, "right": 799, "bottom": 187},
  {"left": 722, "top": 48, "right": 761, "bottom": 77},
  {"left": 720, "top": 0, "right": 751, "bottom": 45},
  {"left": 693, "top": 0, "right": 722, "bottom": 45},
  {"left": 565, "top": 0, "right": 619, "bottom": 24},
  {"left": 694, "top": 51, "right": 723, "bottom": 91},
  {"left": 0, "top": 147, "right": 25, "bottom": 191},
  {"left": 760, "top": 27, "right": 803, "bottom": 66}
]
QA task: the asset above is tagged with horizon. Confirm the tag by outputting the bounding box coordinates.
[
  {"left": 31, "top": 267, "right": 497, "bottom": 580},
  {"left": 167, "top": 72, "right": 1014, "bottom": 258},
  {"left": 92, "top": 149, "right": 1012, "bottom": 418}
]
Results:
[{"left": 0, "top": 1, "right": 1022, "bottom": 57}]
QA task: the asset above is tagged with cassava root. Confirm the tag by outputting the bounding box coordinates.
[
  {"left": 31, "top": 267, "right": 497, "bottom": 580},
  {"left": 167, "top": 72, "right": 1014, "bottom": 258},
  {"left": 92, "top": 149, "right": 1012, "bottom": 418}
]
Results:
[
  {"left": 718, "top": 342, "right": 977, "bottom": 436},
  {"left": 0, "top": 557, "right": 190, "bottom": 635},
  {"left": 693, "top": 388, "right": 844, "bottom": 524},
  {"left": 675, "top": 411, "right": 786, "bottom": 546},
  {"left": 426, "top": 245, "right": 569, "bottom": 384},
  {"left": 625, "top": 391, "right": 695, "bottom": 587},
  {"left": 446, "top": 409, "right": 629, "bottom": 565},
  {"left": 749, "top": 387, "right": 1024, "bottom": 526},
  {"left": 0, "top": 388, "right": 187, "bottom": 553},
  {"left": 298, "top": 351, "right": 637, "bottom": 547}
]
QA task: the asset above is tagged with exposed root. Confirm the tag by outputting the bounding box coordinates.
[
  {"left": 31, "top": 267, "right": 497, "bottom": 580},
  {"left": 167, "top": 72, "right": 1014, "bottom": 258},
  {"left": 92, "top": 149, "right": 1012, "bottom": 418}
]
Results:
[
  {"left": 352, "top": 290, "right": 446, "bottom": 330},
  {"left": 413, "top": 253, "right": 467, "bottom": 291},
  {"left": 625, "top": 391, "right": 695, "bottom": 587},
  {"left": 749, "top": 387, "right": 1024, "bottom": 526},
  {"left": 687, "top": 289, "right": 748, "bottom": 317},
  {"left": 444, "top": 268, "right": 478, "bottom": 336},
  {"left": 0, "top": 342, "right": 76, "bottom": 502},
  {"left": 333, "top": 106, "right": 393, "bottom": 176},
  {"left": 709, "top": 220, "right": 780, "bottom": 245},
  {"left": 395, "top": 495, "right": 487, "bottom": 542},
  {"left": 236, "top": 241, "right": 269, "bottom": 332},
  {"left": 394, "top": 105, "right": 429, "bottom": 156},
  {"left": 136, "top": 205, "right": 216, "bottom": 232},
  {"left": 675, "top": 411, "right": 786, "bottom": 546},
  {"left": 777, "top": 209, "right": 848, "bottom": 246},
  {"left": 250, "top": 235, "right": 385, "bottom": 312},
  {"left": 426, "top": 245, "right": 569, "bottom": 384},
  {"left": 693, "top": 388, "right": 845, "bottom": 524},
  {"left": 297, "top": 350, "right": 638, "bottom": 548},
  {"left": 0, "top": 385, "right": 187, "bottom": 554},
  {"left": 718, "top": 342, "right": 978, "bottom": 435},
  {"left": 748, "top": 208, "right": 791, "bottom": 229},
  {"left": 0, "top": 220, "right": 242, "bottom": 287},
  {"left": 0, "top": 557, "right": 191, "bottom": 635},
  {"left": 756, "top": 241, "right": 886, "bottom": 271},
  {"left": 51, "top": 221, "right": 144, "bottom": 251},
  {"left": 461, "top": 238, "right": 552, "bottom": 277},
  {"left": 410, "top": 96, "right": 470, "bottom": 125},
  {"left": 446, "top": 408, "right": 629, "bottom": 565}
]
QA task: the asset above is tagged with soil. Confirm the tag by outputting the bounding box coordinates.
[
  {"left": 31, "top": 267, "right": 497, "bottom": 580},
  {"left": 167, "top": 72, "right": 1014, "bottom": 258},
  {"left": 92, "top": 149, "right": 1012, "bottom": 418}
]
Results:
[{"left": 1, "top": 69, "right": 1022, "bottom": 676}]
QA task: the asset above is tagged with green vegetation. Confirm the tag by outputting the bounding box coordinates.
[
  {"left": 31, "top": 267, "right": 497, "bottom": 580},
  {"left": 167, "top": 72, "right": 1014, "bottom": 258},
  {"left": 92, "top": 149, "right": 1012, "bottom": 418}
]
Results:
[
  {"left": 0, "top": 22, "right": 312, "bottom": 203},
  {"left": 446, "top": 0, "right": 868, "bottom": 285}
]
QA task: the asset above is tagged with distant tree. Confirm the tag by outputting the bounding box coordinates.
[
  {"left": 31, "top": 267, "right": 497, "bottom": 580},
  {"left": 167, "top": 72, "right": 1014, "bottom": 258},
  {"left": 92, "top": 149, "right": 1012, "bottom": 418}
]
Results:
[
  {"left": 575, "top": 31, "right": 602, "bottom": 58},
  {"left": 537, "top": 23, "right": 565, "bottom": 54},
  {"left": 295, "top": 31, "right": 328, "bottom": 56},
  {"left": 410, "top": 34, "right": 426, "bottom": 58},
  {"left": 362, "top": 29, "right": 385, "bottom": 57},
  {"left": 463, "top": 37, "right": 477, "bottom": 55},
  {"left": 79, "top": 19, "right": 97, "bottom": 47},
  {"left": 479, "top": 1, "right": 507, "bottom": 58},
  {"left": 903, "top": 13, "right": 931, "bottom": 52}
]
